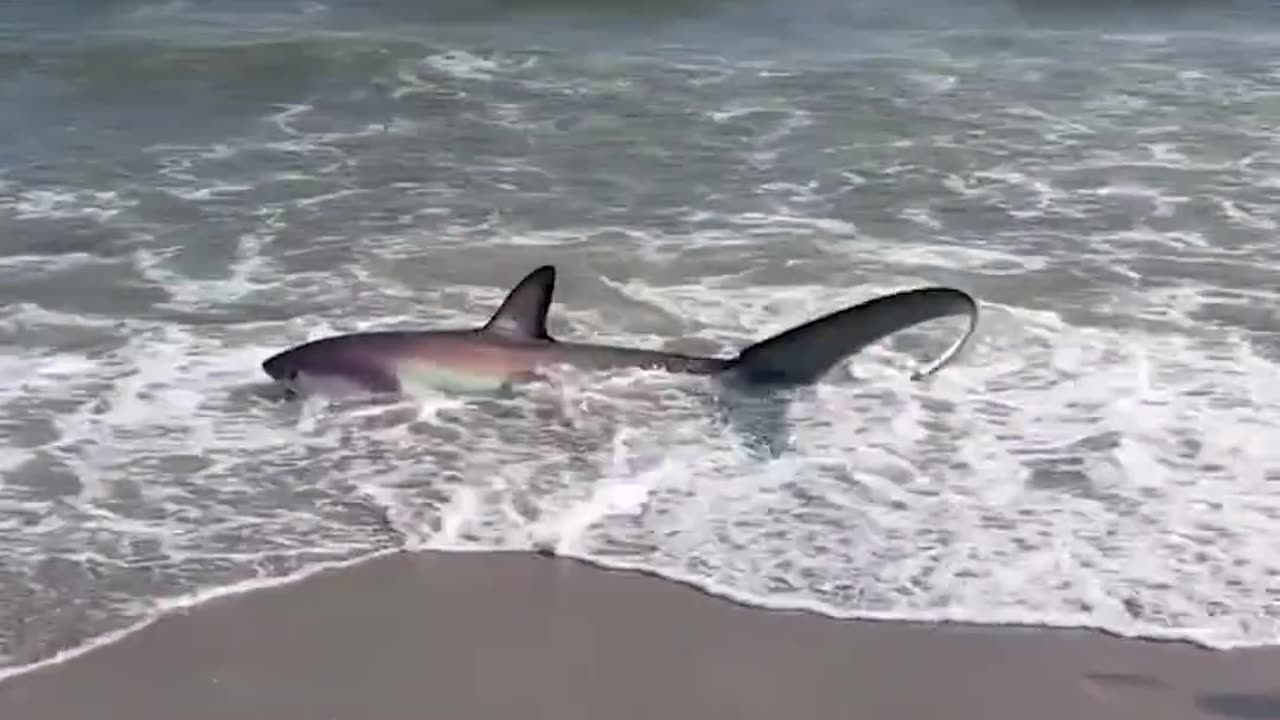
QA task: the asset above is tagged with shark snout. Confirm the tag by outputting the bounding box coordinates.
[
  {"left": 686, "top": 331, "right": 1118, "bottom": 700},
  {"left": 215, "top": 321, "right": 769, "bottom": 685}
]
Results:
[{"left": 261, "top": 350, "right": 299, "bottom": 382}]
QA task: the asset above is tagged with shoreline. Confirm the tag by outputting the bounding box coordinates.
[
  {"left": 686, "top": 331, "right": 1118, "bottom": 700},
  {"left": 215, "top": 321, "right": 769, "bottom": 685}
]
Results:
[
  {"left": 541, "top": 552, "right": 1272, "bottom": 650},
  {"left": 1, "top": 549, "right": 1277, "bottom": 720},
  {"left": 0, "top": 544, "right": 1265, "bottom": 689}
]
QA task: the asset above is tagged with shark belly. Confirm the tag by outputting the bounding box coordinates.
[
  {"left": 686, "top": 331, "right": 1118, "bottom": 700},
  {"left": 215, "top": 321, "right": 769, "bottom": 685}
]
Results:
[
  {"left": 390, "top": 343, "right": 549, "bottom": 395},
  {"left": 394, "top": 360, "right": 514, "bottom": 395}
]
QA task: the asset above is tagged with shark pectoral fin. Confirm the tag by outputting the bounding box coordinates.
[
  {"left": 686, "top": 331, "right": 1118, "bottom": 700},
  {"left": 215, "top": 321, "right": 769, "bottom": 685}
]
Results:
[
  {"left": 482, "top": 265, "right": 557, "bottom": 340},
  {"left": 495, "top": 371, "right": 542, "bottom": 398}
]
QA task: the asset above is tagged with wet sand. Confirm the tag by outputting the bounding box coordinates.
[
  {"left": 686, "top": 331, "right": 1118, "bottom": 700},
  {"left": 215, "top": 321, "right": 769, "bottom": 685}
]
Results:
[{"left": 0, "top": 550, "right": 1276, "bottom": 720}]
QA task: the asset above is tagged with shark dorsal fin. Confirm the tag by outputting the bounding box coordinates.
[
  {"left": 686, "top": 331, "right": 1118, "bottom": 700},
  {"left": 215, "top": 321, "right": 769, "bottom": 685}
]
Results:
[{"left": 482, "top": 265, "right": 556, "bottom": 340}]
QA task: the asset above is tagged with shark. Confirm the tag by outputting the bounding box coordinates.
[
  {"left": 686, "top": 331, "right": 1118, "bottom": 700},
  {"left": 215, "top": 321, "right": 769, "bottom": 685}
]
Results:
[{"left": 261, "top": 265, "right": 979, "bottom": 454}]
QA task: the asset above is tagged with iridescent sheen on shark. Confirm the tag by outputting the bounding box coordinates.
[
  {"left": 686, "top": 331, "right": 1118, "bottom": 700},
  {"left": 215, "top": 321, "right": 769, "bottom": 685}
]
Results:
[{"left": 262, "top": 264, "right": 980, "bottom": 401}]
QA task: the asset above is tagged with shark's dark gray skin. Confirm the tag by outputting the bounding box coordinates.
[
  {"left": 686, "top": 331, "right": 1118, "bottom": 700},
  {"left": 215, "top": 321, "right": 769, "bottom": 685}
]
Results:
[{"left": 261, "top": 264, "right": 979, "bottom": 404}]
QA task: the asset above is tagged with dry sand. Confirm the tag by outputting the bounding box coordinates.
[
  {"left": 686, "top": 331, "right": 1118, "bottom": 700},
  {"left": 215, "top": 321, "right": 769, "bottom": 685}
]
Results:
[{"left": 0, "top": 550, "right": 1276, "bottom": 720}]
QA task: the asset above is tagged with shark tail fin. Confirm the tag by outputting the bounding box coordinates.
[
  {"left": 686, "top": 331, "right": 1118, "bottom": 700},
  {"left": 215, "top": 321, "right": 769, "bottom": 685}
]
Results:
[
  {"left": 715, "top": 286, "right": 979, "bottom": 459},
  {"left": 725, "top": 286, "right": 980, "bottom": 388}
]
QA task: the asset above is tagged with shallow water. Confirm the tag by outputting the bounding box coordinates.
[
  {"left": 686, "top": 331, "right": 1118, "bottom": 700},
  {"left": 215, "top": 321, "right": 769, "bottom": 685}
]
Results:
[{"left": 1, "top": 0, "right": 1279, "bottom": 674}]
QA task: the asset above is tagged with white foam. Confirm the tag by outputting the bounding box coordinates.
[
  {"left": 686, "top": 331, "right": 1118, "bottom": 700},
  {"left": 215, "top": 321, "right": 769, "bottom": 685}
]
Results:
[
  {"left": 1218, "top": 199, "right": 1278, "bottom": 231},
  {"left": 878, "top": 242, "right": 1051, "bottom": 274},
  {"left": 131, "top": 229, "right": 279, "bottom": 310},
  {"left": 391, "top": 50, "right": 539, "bottom": 97},
  {"left": 1, "top": 189, "right": 137, "bottom": 222}
]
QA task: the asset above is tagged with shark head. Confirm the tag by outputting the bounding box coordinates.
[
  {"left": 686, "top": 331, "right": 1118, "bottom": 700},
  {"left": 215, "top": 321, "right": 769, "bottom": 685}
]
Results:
[{"left": 261, "top": 332, "right": 410, "bottom": 397}]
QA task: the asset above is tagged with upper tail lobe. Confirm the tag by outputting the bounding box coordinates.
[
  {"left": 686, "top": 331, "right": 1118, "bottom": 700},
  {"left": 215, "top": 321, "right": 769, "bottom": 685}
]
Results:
[{"left": 725, "top": 286, "right": 979, "bottom": 388}]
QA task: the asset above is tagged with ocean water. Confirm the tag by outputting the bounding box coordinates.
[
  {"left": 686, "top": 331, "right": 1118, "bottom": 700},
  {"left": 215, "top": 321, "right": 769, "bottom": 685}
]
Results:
[{"left": 2, "top": 0, "right": 1280, "bottom": 677}]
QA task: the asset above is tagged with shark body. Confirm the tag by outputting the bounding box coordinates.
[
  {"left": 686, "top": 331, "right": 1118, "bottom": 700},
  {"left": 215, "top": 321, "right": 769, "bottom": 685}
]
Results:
[{"left": 262, "top": 265, "right": 979, "bottom": 402}]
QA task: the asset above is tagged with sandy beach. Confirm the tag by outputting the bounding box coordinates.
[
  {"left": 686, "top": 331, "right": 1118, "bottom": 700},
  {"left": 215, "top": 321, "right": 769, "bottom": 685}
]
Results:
[{"left": 0, "top": 550, "right": 1274, "bottom": 720}]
